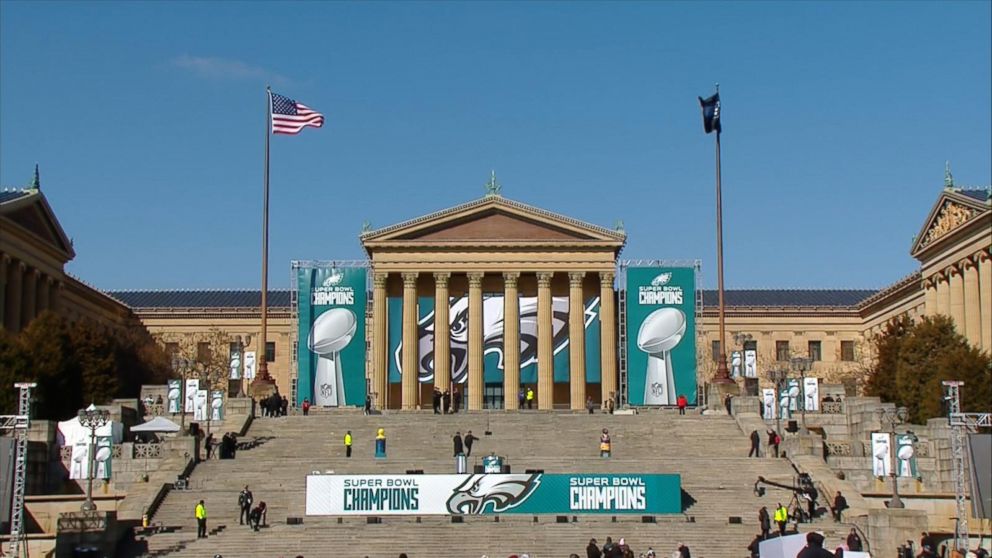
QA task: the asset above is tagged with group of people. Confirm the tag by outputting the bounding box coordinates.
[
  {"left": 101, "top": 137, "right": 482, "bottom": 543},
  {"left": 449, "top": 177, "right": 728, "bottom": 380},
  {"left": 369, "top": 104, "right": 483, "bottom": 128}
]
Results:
[
  {"left": 452, "top": 431, "right": 479, "bottom": 456},
  {"left": 259, "top": 392, "right": 288, "bottom": 417},
  {"left": 432, "top": 387, "right": 462, "bottom": 414},
  {"left": 584, "top": 537, "right": 690, "bottom": 558},
  {"left": 748, "top": 429, "right": 781, "bottom": 458},
  {"left": 238, "top": 484, "right": 268, "bottom": 531},
  {"left": 747, "top": 529, "right": 864, "bottom": 558}
]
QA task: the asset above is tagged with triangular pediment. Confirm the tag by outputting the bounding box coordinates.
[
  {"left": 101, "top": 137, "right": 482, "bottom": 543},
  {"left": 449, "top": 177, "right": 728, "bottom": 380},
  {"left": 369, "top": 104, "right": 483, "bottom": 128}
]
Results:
[
  {"left": 911, "top": 189, "right": 990, "bottom": 257},
  {"left": 362, "top": 196, "right": 626, "bottom": 246},
  {"left": 0, "top": 190, "right": 75, "bottom": 262}
]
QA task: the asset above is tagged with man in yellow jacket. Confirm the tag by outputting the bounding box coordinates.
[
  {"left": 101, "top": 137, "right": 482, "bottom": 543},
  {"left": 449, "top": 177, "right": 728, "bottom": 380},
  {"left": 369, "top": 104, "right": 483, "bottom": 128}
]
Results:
[
  {"left": 774, "top": 503, "right": 789, "bottom": 536},
  {"left": 195, "top": 499, "right": 207, "bottom": 538},
  {"left": 344, "top": 430, "right": 353, "bottom": 458}
]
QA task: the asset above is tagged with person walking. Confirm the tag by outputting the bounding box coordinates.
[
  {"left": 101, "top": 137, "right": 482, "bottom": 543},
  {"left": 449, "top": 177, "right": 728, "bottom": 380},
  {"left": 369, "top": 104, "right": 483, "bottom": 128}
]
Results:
[
  {"left": 831, "top": 491, "right": 848, "bottom": 522},
  {"left": 344, "top": 430, "right": 353, "bottom": 458},
  {"left": 846, "top": 528, "right": 863, "bottom": 551},
  {"left": 464, "top": 430, "right": 478, "bottom": 457},
  {"left": 749, "top": 430, "right": 761, "bottom": 458},
  {"left": 249, "top": 501, "right": 267, "bottom": 531},
  {"left": 364, "top": 394, "right": 372, "bottom": 415},
  {"left": 676, "top": 394, "right": 688, "bottom": 415},
  {"left": 586, "top": 396, "right": 595, "bottom": 414},
  {"left": 586, "top": 538, "right": 602, "bottom": 558},
  {"left": 302, "top": 398, "right": 311, "bottom": 416},
  {"left": 238, "top": 485, "right": 253, "bottom": 525},
  {"left": 768, "top": 429, "right": 780, "bottom": 458},
  {"left": 195, "top": 499, "right": 207, "bottom": 538},
  {"left": 525, "top": 387, "right": 535, "bottom": 409},
  {"left": 453, "top": 432, "right": 464, "bottom": 456},
  {"left": 774, "top": 502, "right": 789, "bottom": 535},
  {"left": 758, "top": 506, "right": 771, "bottom": 539},
  {"left": 518, "top": 388, "right": 526, "bottom": 409},
  {"left": 724, "top": 393, "right": 733, "bottom": 415},
  {"left": 677, "top": 542, "right": 691, "bottom": 558},
  {"left": 204, "top": 432, "right": 214, "bottom": 460}
]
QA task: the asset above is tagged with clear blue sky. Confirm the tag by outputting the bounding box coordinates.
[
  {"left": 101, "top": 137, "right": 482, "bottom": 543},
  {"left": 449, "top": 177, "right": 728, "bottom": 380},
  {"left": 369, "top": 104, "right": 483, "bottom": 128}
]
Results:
[{"left": 2, "top": 1, "right": 989, "bottom": 291}]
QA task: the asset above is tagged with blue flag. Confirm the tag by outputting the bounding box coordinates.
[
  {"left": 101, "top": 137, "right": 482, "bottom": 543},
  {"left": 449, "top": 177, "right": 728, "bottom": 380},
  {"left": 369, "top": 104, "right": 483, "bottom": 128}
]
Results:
[{"left": 698, "top": 93, "right": 721, "bottom": 134}]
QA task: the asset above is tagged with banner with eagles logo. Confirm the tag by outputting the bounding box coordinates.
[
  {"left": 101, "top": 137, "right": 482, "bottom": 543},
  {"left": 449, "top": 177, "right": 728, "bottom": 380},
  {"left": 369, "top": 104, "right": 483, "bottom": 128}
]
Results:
[
  {"left": 296, "top": 266, "right": 368, "bottom": 407},
  {"left": 306, "top": 473, "right": 682, "bottom": 516},
  {"left": 625, "top": 267, "right": 697, "bottom": 406}
]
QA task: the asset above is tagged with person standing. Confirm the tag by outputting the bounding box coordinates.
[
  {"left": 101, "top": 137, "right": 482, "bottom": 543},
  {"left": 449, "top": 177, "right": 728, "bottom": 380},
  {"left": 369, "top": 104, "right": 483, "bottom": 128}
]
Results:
[
  {"left": 453, "top": 432, "right": 464, "bottom": 456},
  {"left": 600, "top": 428, "right": 612, "bottom": 458},
  {"left": 344, "top": 430, "right": 353, "bottom": 458},
  {"left": 586, "top": 538, "right": 602, "bottom": 558},
  {"left": 302, "top": 398, "right": 311, "bottom": 416},
  {"left": 758, "top": 506, "right": 771, "bottom": 539},
  {"left": 364, "top": 394, "right": 372, "bottom": 416},
  {"left": 452, "top": 387, "right": 461, "bottom": 413},
  {"left": 677, "top": 542, "right": 691, "bottom": 558},
  {"left": 238, "top": 485, "right": 253, "bottom": 525},
  {"left": 518, "top": 388, "right": 526, "bottom": 409},
  {"left": 432, "top": 388, "right": 441, "bottom": 414},
  {"left": 525, "top": 387, "right": 535, "bottom": 410},
  {"left": 806, "top": 485, "right": 819, "bottom": 521},
  {"left": 442, "top": 390, "right": 451, "bottom": 414},
  {"left": 195, "top": 499, "right": 207, "bottom": 538},
  {"left": 204, "top": 432, "right": 214, "bottom": 460},
  {"left": 846, "top": 528, "right": 863, "bottom": 551},
  {"left": 375, "top": 428, "right": 386, "bottom": 457},
  {"left": 463, "top": 431, "right": 478, "bottom": 457},
  {"left": 768, "top": 429, "right": 780, "bottom": 458},
  {"left": 796, "top": 532, "right": 834, "bottom": 558},
  {"left": 586, "top": 396, "right": 595, "bottom": 414},
  {"left": 831, "top": 491, "right": 848, "bottom": 522},
  {"left": 677, "top": 394, "right": 688, "bottom": 416},
  {"left": 774, "top": 502, "right": 789, "bottom": 535},
  {"left": 749, "top": 430, "right": 761, "bottom": 458},
  {"left": 724, "top": 393, "right": 733, "bottom": 415}
]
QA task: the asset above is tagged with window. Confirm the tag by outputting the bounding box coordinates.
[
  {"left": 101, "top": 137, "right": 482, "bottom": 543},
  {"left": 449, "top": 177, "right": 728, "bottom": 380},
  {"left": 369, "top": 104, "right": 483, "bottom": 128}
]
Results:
[
  {"left": 808, "top": 341, "right": 822, "bottom": 362},
  {"left": 265, "top": 341, "right": 276, "bottom": 363},
  {"left": 196, "top": 342, "right": 211, "bottom": 362},
  {"left": 743, "top": 340, "right": 757, "bottom": 352},
  {"left": 711, "top": 340, "right": 721, "bottom": 362},
  {"left": 775, "top": 341, "right": 790, "bottom": 362},
  {"left": 841, "top": 341, "right": 856, "bottom": 362}
]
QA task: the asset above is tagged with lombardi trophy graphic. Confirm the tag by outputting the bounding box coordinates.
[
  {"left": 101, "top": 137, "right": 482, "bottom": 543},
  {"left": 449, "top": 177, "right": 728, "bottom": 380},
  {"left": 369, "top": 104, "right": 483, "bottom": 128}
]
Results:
[
  {"left": 309, "top": 308, "right": 357, "bottom": 407},
  {"left": 637, "top": 307, "right": 686, "bottom": 405}
]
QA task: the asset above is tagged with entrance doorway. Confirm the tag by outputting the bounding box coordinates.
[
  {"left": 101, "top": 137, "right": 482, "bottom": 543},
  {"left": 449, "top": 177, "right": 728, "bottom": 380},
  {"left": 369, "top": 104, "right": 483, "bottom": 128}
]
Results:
[{"left": 484, "top": 383, "right": 504, "bottom": 409}]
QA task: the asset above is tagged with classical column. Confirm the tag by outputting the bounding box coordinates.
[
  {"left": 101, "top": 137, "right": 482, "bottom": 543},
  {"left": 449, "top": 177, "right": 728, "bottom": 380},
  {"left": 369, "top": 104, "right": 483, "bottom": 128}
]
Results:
[
  {"left": 22, "top": 268, "right": 38, "bottom": 328},
  {"left": 502, "top": 272, "right": 521, "bottom": 410},
  {"left": 433, "top": 272, "right": 451, "bottom": 393},
  {"left": 467, "top": 272, "right": 485, "bottom": 411},
  {"left": 401, "top": 272, "right": 419, "bottom": 410},
  {"left": 0, "top": 255, "right": 8, "bottom": 324},
  {"left": 37, "top": 275, "right": 51, "bottom": 313},
  {"left": 537, "top": 272, "right": 554, "bottom": 410},
  {"left": 372, "top": 272, "right": 389, "bottom": 410},
  {"left": 948, "top": 265, "right": 965, "bottom": 334},
  {"left": 978, "top": 250, "right": 992, "bottom": 352},
  {"left": 922, "top": 276, "right": 937, "bottom": 316},
  {"left": 935, "top": 271, "right": 950, "bottom": 316},
  {"left": 568, "top": 272, "right": 586, "bottom": 410},
  {"left": 599, "top": 271, "right": 617, "bottom": 407},
  {"left": 5, "top": 261, "right": 25, "bottom": 332},
  {"left": 962, "top": 258, "right": 982, "bottom": 347}
]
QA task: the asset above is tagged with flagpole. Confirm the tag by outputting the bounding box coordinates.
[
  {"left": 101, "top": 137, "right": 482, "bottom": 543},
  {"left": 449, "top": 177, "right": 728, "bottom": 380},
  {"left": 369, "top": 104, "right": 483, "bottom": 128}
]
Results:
[
  {"left": 713, "top": 84, "right": 732, "bottom": 384},
  {"left": 254, "top": 86, "right": 275, "bottom": 391}
]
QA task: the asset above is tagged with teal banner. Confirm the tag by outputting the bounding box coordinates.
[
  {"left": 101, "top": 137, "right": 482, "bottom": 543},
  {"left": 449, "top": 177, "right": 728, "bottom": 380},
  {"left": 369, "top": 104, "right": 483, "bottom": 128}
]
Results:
[
  {"left": 296, "top": 267, "right": 367, "bottom": 407},
  {"left": 625, "top": 267, "right": 697, "bottom": 405},
  {"left": 388, "top": 294, "right": 601, "bottom": 385}
]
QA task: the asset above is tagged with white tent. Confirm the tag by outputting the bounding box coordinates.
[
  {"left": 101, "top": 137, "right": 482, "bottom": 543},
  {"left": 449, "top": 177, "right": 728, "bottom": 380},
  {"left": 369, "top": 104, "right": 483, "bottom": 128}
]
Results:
[
  {"left": 56, "top": 406, "right": 124, "bottom": 481},
  {"left": 131, "top": 416, "right": 181, "bottom": 433},
  {"left": 758, "top": 533, "right": 870, "bottom": 557}
]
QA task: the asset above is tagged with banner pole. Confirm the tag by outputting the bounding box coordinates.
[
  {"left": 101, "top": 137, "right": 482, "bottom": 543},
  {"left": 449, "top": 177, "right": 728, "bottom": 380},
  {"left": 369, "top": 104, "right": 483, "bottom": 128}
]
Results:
[
  {"left": 713, "top": 124, "right": 732, "bottom": 384},
  {"left": 255, "top": 86, "right": 274, "bottom": 389}
]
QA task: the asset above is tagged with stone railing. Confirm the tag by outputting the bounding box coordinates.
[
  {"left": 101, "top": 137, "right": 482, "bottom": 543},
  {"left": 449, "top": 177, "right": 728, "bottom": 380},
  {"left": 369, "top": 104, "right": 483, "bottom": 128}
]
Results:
[
  {"left": 821, "top": 401, "right": 844, "bottom": 414},
  {"left": 133, "top": 443, "right": 163, "bottom": 459},
  {"left": 824, "top": 441, "right": 853, "bottom": 456},
  {"left": 60, "top": 446, "right": 72, "bottom": 462},
  {"left": 141, "top": 402, "right": 166, "bottom": 417}
]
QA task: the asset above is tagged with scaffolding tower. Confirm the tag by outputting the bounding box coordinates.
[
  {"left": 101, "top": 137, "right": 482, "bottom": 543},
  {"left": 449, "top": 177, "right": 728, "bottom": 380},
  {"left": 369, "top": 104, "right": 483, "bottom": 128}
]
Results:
[
  {"left": 1, "top": 382, "right": 36, "bottom": 558},
  {"left": 942, "top": 380, "right": 992, "bottom": 552}
]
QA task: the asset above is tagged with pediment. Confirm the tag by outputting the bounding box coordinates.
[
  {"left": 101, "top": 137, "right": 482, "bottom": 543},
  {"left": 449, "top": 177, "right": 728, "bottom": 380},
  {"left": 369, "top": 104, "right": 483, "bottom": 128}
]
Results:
[
  {"left": 362, "top": 196, "right": 626, "bottom": 246},
  {"left": 0, "top": 190, "right": 75, "bottom": 261},
  {"left": 911, "top": 190, "right": 989, "bottom": 257}
]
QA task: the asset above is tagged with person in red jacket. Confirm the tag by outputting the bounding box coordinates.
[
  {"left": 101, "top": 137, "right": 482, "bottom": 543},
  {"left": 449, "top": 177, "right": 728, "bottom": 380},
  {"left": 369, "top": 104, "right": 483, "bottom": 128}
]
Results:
[{"left": 676, "top": 394, "right": 688, "bottom": 415}]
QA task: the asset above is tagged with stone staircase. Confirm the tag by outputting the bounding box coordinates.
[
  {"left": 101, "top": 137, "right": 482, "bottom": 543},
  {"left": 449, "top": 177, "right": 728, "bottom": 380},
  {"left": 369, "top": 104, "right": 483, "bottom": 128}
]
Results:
[{"left": 125, "top": 410, "right": 855, "bottom": 557}]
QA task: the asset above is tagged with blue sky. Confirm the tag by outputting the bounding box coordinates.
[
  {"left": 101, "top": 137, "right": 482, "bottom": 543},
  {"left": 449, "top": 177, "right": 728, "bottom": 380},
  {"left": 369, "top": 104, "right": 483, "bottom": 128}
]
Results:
[{"left": 1, "top": 1, "right": 989, "bottom": 290}]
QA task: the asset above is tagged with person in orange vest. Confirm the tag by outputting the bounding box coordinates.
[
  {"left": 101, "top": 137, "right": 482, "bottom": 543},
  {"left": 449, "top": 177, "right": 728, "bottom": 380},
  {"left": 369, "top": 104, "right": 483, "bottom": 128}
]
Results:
[{"left": 599, "top": 428, "right": 612, "bottom": 458}]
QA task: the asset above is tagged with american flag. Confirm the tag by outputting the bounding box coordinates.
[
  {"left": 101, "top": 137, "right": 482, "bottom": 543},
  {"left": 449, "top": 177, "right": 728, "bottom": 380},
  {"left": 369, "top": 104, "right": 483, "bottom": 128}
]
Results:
[{"left": 270, "top": 92, "right": 324, "bottom": 135}]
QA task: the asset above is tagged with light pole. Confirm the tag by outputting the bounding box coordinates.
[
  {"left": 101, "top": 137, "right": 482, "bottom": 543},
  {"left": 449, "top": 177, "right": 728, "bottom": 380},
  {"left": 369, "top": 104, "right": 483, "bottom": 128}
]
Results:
[
  {"left": 78, "top": 407, "right": 111, "bottom": 512},
  {"left": 790, "top": 357, "right": 812, "bottom": 430},
  {"left": 172, "top": 356, "right": 191, "bottom": 433},
  {"left": 766, "top": 368, "right": 788, "bottom": 437},
  {"left": 877, "top": 406, "right": 909, "bottom": 509}
]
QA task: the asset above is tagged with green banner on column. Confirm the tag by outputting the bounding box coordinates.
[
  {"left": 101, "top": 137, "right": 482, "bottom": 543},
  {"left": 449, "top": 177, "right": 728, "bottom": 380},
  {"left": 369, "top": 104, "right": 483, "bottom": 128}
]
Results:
[
  {"left": 297, "top": 266, "right": 367, "bottom": 407},
  {"left": 625, "top": 267, "right": 697, "bottom": 406}
]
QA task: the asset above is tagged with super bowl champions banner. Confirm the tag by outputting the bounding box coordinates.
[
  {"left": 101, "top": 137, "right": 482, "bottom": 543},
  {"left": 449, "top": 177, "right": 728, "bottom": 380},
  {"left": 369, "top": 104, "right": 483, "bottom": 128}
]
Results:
[
  {"left": 307, "top": 473, "right": 681, "bottom": 516},
  {"left": 167, "top": 379, "right": 181, "bottom": 414},
  {"left": 896, "top": 433, "right": 919, "bottom": 478},
  {"left": 871, "top": 432, "right": 892, "bottom": 477},
  {"left": 297, "top": 266, "right": 368, "bottom": 407},
  {"left": 762, "top": 388, "right": 777, "bottom": 419},
  {"left": 625, "top": 267, "right": 697, "bottom": 405},
  {"left": 388, "top": 295, "right": 601, "bottom": 385},
  {"left": 803, "top": 378, "right": 819, "bottom": 412}
]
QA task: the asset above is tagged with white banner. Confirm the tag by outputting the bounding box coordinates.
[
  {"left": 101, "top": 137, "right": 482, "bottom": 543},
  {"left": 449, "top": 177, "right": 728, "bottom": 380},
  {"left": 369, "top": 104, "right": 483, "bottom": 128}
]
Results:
[
  {"left": 762, "top": 388, "right": 777, "bottom": 419},
  {"left": 211, "top": 390, "right": 224, "bottom": 421},
  {"left": 744, "top": 349, "right": 757, "bottom": 378},
  {"left": 244, "top": 351, "right": 257, "bottom": 381},
  {"left": 184, "top": 379, "right": 199, "bottom": 413},
  {"left": 871, "top": 432, "right": 892, "bottom": 477},
  {"left": 730, "top": 351, "right": 742, "bottom": 378},
  {"left": 193, "top": 389, "right": 208, "bottom": 421},
  {"left": 803, "top": 377, "right": 819, "bottom": 412},
  {"left": 229, "top": 348, "right": 241, "bottom": 380}
]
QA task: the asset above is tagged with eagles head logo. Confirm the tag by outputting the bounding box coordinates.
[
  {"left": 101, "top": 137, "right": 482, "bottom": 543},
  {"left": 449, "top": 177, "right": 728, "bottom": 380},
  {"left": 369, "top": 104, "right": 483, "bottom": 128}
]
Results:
[
  {"left": 446, "top": 474, "right": 541, "bottom": 515},
  {"left": 395, "top": 296, "right": 600, "bottom": 384},
  {"left": 322, "top": 269, "right": 344, "bottom": 287},
  {"left": 650, "top": 272, "right": 672, "bottom": 287}
]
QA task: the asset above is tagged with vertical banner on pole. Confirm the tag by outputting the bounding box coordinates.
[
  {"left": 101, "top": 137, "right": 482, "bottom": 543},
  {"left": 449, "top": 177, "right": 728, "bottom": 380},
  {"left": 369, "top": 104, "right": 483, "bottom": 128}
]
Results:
[
  {"left": 194, "top": 390, "right": 208, "bottom": 421},
  {"left": 296, "top": 266, "right": 368, "bottom": 407},
  {"left": 211, "top": 390, "right": 224, "bottom": 421},
  {"left": 229, "top": 345, "right": 241, "bottom": 380},
  {"left": 184, "top": 379, "right": 199, "bottom": 413},
  {"left": 625, "top": 267, "right": 697, "bottom": 406},
  {"left": 896, "top": 434, "right": 918, "bottom": 478},
  {"left": 244, "top": 351, "right": 256, "bottom": 381},
  {"left": 803, "top": 378, "right": 819, "bottom": 412},
  {"left": 730, "top": 351, "right": 742, "bottom": 378},
  {"left": 778, "top": 385, "right": 791, "bottom": 419},
  {"left": 744, "top": 349, "right": 757, "bottom": 378},
  {"left": 167, "top": 380, "right": 182, "bottom": 414},
  {"left": 786, "top": 378, "right": 801, "bottom": 411},
  {"left": 871, "top": 432, "right": 892, "bottom": 477},
  {"left": 762, "top": 388, "right": 776, "bottom": 419}
]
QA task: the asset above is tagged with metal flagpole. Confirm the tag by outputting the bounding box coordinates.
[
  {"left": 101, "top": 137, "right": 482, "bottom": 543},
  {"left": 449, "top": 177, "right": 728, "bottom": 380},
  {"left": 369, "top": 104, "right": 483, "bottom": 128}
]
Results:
[
  {"left": 255, "top": 86, "right": 275, "bottom": 389},
  {"left": 713, "top": 84, "right": 732, "bottom": 384}
]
